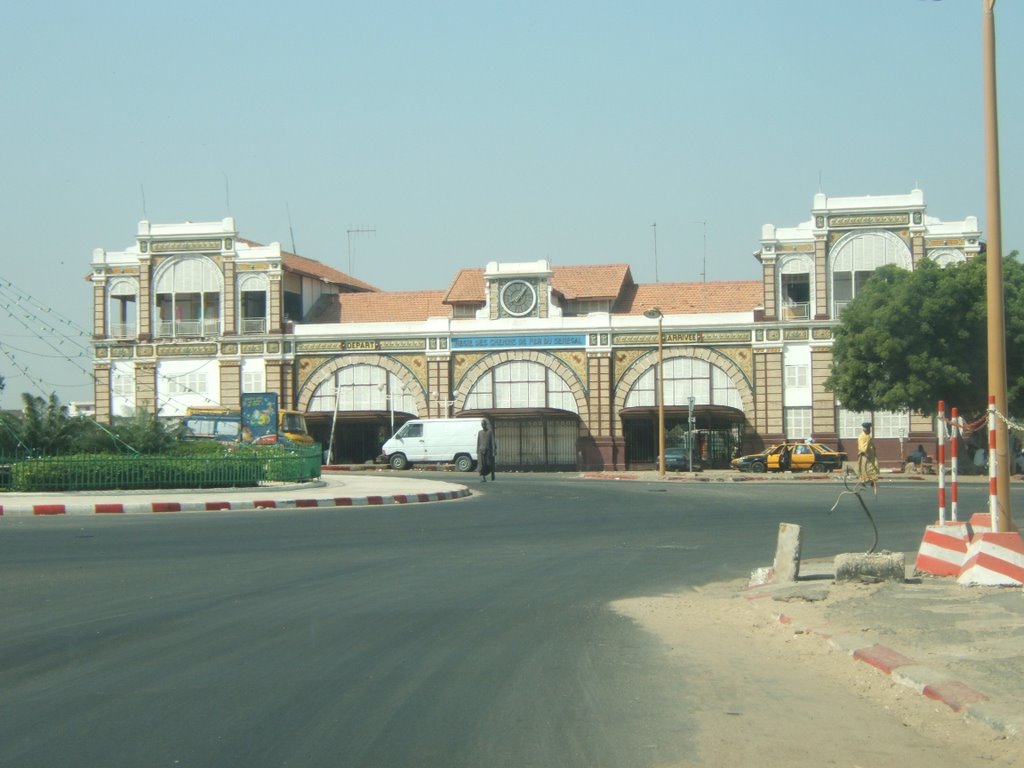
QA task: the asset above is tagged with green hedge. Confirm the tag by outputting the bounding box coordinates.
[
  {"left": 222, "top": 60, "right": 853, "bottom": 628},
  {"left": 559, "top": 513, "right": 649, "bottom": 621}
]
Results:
[{"left": 1, "top": 443, "right": 322, "bottom": 492}]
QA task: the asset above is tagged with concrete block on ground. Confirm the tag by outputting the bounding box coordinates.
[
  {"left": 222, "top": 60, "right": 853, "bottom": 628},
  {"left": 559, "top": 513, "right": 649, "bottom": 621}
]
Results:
[
  {"left": 834, "top": 551, "right": 906, "bottom": 583},
  {"left": 747, "top": 566, "right": 774, "bottom": 587},
  {"left": 772, "top": 522, "right": 802, "bottom": 583},
  {"left": 769, "top": 585, "right": 830, "bottom": 603}
]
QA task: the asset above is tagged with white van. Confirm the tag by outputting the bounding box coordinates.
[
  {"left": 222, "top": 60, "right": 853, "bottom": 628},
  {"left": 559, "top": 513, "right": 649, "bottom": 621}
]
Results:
[{"left": 382, "top": 418, "right": 481, "bottom": 471}]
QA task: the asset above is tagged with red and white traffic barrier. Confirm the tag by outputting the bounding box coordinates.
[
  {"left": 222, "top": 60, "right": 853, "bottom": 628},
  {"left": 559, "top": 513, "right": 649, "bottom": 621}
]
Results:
[
  {"left": 937, "top": 400, "right": 947, "bottom": 523},
  {"left": 915, "top": 522, "right": 973, "bottom": 577},
  {"left": 957, "top": 531, "right": 1024, "bottom": 586},
  {"left": 969, "top": 512, "right": 993, "bottom": 536},
  {"left": 950, "top": 407, "right": 960, "bottom": 522}
]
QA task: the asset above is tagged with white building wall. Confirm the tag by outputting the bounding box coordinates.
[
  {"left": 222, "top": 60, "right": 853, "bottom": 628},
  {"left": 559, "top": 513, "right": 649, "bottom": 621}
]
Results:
[
  {"left": 241, "top": 358, "right": 266, "bottom": 393},
  {"left": 156, "top": 359, "right": 222, "bottom": 416},
  {"left": 111, "top": 361, "right": 136, "bottom": 418},
  {"left": 783, "top": 344, "right": 812, "bottom": 407}
]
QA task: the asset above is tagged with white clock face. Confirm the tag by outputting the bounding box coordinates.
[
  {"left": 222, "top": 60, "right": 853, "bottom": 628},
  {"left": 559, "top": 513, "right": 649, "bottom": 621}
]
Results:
[{"left": 500, "top": 280, "right": 537, "bottom": 316}]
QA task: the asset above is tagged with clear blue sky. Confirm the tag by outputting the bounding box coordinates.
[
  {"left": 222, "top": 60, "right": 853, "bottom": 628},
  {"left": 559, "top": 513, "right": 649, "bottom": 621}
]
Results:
[{"left": 1, "top": 0, "right": 1021, "bottom": 410}]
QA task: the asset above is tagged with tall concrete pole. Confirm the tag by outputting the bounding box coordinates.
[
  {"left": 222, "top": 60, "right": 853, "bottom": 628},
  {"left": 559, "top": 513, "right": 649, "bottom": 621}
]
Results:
[{"left": 982, "top": 0, "right": 1013, "bottom": 531}]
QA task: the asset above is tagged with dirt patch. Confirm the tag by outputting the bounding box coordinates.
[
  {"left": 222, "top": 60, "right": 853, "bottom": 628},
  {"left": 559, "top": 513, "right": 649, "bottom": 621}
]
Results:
[{"left": 613, "top": 579, "right": 1020, "bottom": 767}]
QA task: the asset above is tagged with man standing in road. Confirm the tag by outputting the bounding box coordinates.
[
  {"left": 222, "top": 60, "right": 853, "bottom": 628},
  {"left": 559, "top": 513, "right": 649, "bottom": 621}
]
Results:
[
  {"left": 477, "top": 419, "right": 496, "bottom": 482},
  {"left": 858, "top": 421, "right": 879, "bottom": 493}
]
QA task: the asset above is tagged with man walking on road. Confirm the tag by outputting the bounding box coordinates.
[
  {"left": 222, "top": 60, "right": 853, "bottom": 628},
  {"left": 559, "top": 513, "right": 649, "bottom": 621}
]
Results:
[{"left": 477, "top": 419, "right": 496, "bottom": 482}]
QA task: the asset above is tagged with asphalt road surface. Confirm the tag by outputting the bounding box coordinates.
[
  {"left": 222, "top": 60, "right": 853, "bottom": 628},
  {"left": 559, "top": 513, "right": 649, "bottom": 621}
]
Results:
[{"left": 0, "top": 474, "right": 995, "bottom": 767}]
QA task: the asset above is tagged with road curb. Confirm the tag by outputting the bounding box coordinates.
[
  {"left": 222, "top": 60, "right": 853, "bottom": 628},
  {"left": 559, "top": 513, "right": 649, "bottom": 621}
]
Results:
[
  {"left": 770, "top": 609, "right": 1022, "bottom": 737},
  {"left": 0, "top": 488, "right": 471, "bottom": 517},
  {"left": 579, "top": 471, "right": 851, "bottom": 482}
]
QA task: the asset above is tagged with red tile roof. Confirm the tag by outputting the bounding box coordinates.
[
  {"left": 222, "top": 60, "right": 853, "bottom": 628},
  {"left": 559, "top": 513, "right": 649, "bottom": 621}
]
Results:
[
  {"left": 444, "top": 268, "right": 486, "bottom": 304},
  {"left": 443, "top": 263, "right": 634, "bottom": 304},
  {"left": 615, "top": 281, "right": 763, "bottom": 316},
  {"left": 308, "top": 291, "right": 451, "bottom": 324},
  {"left": 299, "top": 257, "right": 761, "bottom": 322},
  {"left": 237, "top": 238, "right": 378, "bottom": 292},
  {"left": 552, "top": 264, "right": 633, "bottom": 300},
  {"left": 282, "top": 252, "right": 379, "bottom": 292}
]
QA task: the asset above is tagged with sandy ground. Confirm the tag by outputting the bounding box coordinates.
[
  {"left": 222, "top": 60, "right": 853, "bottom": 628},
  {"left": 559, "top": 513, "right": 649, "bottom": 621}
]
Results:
[{"left": 613, "top": 579, "right": 1021, "bottom": 768}]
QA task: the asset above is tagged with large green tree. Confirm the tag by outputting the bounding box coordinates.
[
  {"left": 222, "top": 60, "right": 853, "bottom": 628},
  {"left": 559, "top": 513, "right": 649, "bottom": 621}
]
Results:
[{"left": 826, "top": 252, "right": 1024, "bottom": 418}]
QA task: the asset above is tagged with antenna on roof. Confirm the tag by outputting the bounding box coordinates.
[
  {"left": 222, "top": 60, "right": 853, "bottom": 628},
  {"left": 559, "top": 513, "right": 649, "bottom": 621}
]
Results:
[
  {"left": 818, "top": 170, "right": 823, "bottom": 193},
  {"left": 693, "top": 220, "right": 707, "bottom": 282},
  {"left": 140, "top": 183, "right": 148, "bottom": 219},
  {"left": 223, "top": 172, "right": 231, "bottom": 214},
  {"left": 346, "top": 227, "right": 376, "bottom": 275},
  {"left": 286, "top": 203, "right": 297, "bottom": 254},
  {"left": 651, "top": 222, "right": 659, "bottom": 283}
]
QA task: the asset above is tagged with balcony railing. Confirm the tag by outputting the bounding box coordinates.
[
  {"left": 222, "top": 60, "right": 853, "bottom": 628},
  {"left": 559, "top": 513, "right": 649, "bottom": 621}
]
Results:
[
  {"left": 240, "top": 317, "right": 267, "bottom": 335},
  {"left": 155, "top": 319, "right": 221, "bottom": 338},
  {"left": 108, "top": 322, "right": 138, "bottom": 338},
  {"left": 833, "top": 300, "right": 851, "bottom": 317},
  {"left": 781, "top": 303, "right": 810, "bottom": 321}
]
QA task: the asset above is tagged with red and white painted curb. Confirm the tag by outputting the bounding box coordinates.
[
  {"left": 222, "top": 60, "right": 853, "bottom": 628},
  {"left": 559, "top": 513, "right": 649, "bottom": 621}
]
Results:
[
  {"left": 758, "top": 601, "right": 1018, "bottom": 733},
  {"left": 0, "top": 488, "right": 471, "bottom": 517}
]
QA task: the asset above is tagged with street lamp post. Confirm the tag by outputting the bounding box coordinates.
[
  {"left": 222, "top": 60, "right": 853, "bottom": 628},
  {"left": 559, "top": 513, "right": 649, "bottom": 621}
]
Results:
[
  {"left": 430, "top": 391, "right": 458, "bottom": 418},
  {"left": 326, "top": 381, "right": 342, "bottom": 465},
  {"left": 378, "top": 383, "right": 395, "bottom": 435},
  {"left": 688, "top": 396, "right": 696, "bottom": 473},
  {"left": 644, "top": 308, "right": 666, "bottom": 477}
]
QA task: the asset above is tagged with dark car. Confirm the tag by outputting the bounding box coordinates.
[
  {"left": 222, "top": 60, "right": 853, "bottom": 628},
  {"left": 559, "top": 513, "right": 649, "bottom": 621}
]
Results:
[
  {"left": 661, "top": 447, "right": 703, "bottom": 472},
  {"left": 731, "top": 442, "right": 847, "bottom": 473}
]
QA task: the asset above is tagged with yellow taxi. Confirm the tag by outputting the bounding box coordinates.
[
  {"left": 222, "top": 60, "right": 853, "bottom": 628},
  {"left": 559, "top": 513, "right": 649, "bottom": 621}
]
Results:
[{"left": 731, "top": 442, "right": 847, "bottom": 473}]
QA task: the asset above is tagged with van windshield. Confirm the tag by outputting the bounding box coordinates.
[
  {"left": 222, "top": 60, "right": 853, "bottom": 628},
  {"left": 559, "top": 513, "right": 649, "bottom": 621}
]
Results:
[{"left": 398, "top": 423, "right": 423, "bottom": 438}]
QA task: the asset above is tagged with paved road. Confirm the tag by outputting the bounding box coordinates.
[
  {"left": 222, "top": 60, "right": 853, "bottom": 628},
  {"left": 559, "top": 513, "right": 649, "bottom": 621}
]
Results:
[{"left": 0, "top": 475, "right": 995, "bottom": 767}]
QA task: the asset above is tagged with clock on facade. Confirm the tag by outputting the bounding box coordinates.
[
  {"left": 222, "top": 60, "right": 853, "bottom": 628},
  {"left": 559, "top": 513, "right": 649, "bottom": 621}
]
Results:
[{"left": 500, "top": 279, "right": 537, "bottom": 316}]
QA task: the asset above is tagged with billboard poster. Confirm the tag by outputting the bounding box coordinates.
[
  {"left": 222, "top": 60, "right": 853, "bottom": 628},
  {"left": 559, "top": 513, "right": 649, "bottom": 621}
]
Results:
[{"left": 241, "top": 392, "right": 279, "bottom": 444}]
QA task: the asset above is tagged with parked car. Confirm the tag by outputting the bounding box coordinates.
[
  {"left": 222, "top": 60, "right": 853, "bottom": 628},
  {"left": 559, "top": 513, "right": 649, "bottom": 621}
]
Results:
[
  {"left": 731, "top": 442, "right": 847, "bottom": 473},
  {"left": 661, "top": 447, "right": 703, "bottom": 472}
]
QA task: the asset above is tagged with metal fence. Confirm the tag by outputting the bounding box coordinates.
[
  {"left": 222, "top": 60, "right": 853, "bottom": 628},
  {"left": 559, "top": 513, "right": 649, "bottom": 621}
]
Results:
[{"left": 0, "top": 445, "right": 322, "bottom": 492}]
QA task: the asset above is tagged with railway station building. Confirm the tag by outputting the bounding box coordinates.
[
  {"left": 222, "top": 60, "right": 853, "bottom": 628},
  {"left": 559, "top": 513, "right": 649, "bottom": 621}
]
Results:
[{"left": 90, "top": 189, "right": 982, "bottom": 470}]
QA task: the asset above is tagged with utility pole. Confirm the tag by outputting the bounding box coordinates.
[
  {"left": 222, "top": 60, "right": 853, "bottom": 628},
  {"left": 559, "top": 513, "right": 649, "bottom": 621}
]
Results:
[{"left": 981, "top": 0, "right": 1013, "bottom": 531}]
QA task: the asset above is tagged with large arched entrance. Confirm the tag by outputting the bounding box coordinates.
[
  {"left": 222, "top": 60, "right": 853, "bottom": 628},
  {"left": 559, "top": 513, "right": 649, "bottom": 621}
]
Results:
[
  {"left": 298, "top": 356, "right": 426, "bottom": 464},
  {"left": 616, "top": 349, "right": 754, "bottom": 469},
  {"left": 454, "top": 354, "right": 587, "bottom": 471}
]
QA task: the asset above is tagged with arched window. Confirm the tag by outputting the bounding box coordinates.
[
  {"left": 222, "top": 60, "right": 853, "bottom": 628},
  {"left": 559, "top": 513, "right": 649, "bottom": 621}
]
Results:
[
  {"left": 153, "top": 257, "right": 223, "bottom": 338},
  {"left": 309, "top": 365, "right": 417, "bottom": 416},
  {"left": 625, "top": 357, "right": 742, "bottom": 410},
  {"left": 778, "top": 254, "right": 814, "bottom": 320},
  {"left": 930, "top": 248, "right": 967, "bottom": 268},
  {"left": 465, "top": 360, "right": 579, "bottom": 413},
  {"left": 829, "top": 231, "right": 912, "bottom": 316},
  {"left": 107, "top": 277, "right": 139, "bottom": 338},
  {"left": 238, "top": 273, "right": 269, "bottom": 335}
]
